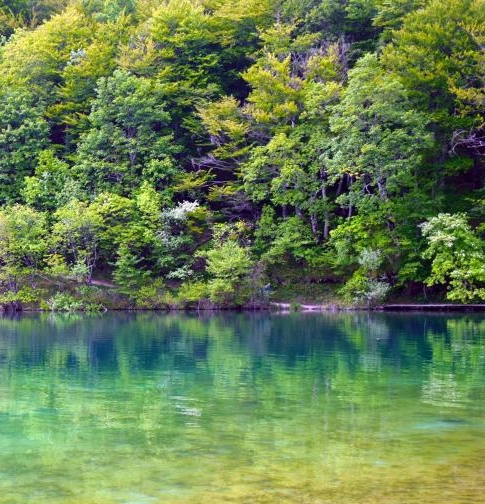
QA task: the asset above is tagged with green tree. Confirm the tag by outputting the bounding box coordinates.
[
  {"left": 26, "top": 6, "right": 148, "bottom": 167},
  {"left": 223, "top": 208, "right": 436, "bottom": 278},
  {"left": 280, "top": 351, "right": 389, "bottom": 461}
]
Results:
[
  {"left": 279, "top": 0, "right": 383, "bottom": 66},
  {"left": 22, "top": 150, "right": 84, "bottom": 211},
  {"left": 0, "top": 89, "right": 49, "bottom": 203},
  {"left": 0, "top": 5, "right": 132, "bottom": 152},
  {"left": 323, "top": 53, "right": 434, "bottom": 284},
  {"left": 0, "top": 6, "right": 95, "bottom": 95},
  {"left": 420, "top": 213, "right": 485, "bottom": 302},
  {"left": 0, "top": 0, "right": 68, "bottom": 35},
  {"left": 155, "top": 200, "right": 207, "bottom": 280},
  {"left": 0, "top": 205, "right": 48, "bottom": 305},
  {"left": 75, "top": 69, "right": 177, "bottom": 195},
  {"left": 373, "top": 0, "right": 427, "bottom": 36},
  {"left": 89, "top": 192, "right": 139, "bottom": 259},
  {"left": 382, "top": 0, "right": 483, "bottom": 116},
  {"left": 119, "top": 0, "right": 272, "bottom": 154},
  {"left": 326, "top": 53, "right": 432, "bottom": 210},
  {"left": 51, "top": 200, "right": 103, "bottom": 282},
  {"left": 203, "top": 228, "right": 253, "bottom": 305},
  {"left": 112, "top": 243, "right": 150, "bottom": 295},
  {"left": 381, "top": 0, "right": 485, "bottom": 189},
  {"left": 201, "top": 25, "right": 344, "bottom": 241}
]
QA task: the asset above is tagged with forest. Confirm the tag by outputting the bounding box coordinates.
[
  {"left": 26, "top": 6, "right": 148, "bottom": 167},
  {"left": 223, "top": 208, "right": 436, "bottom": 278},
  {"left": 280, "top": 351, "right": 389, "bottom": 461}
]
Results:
[{"left": 0, "top": 0, "right": 484, "bottom": 310}]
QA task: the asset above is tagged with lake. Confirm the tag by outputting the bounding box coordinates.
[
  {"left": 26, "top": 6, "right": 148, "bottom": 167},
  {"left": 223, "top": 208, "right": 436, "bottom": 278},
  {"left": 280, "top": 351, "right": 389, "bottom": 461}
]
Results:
[{"left": 0, "top": 312, "right": 483, "bottom": 503}]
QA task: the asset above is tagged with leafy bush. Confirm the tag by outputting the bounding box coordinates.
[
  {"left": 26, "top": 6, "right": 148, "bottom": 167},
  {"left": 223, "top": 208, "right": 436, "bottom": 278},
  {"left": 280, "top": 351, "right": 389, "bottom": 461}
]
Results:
[
  {"left": 45, "top": 292, "right": 104, "bottom": 312},
  {"left": 0, "top": 286, "right": 44, "bottom": 308},
  {"left": 177, "top": 281, "right": 209, "bottom": 306},
  {"left": 202, "top": 235, "right": 253, "bottom": 306},
  {"left": 340, "top": 248, "right": 391, "bottom": 308},
  {"left": 356, "top": 279, "right": 391, "bottom": 308},
  {"left": 46, "top": 292, "right": 83, "bottom": 311}
]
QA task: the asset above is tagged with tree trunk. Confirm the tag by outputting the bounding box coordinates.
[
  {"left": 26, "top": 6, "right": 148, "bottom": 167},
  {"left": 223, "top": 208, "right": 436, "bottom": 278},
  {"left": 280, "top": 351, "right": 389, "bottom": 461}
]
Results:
[
  {"left": 321, "top": 181, "right": 330, "bottom": 239},
  {"left": 310, "top": 213, "right": 318, "bottom": 238}
]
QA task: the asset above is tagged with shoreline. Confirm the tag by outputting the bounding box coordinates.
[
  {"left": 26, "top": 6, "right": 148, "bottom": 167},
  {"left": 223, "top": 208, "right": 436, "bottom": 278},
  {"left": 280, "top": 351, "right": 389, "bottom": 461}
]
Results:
[
  {"left": 3, "top": 302, "right": 485, "bottom": 314},
  {"left": 270, "top": 302, "right": 485, "bottom": 312}
]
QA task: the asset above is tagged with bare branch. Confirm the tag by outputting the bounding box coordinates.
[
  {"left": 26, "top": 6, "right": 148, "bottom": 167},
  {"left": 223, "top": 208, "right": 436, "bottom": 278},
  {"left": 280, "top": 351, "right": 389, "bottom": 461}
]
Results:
[{"left": 450, "top": 129, "right": 485, "bottom": 156}]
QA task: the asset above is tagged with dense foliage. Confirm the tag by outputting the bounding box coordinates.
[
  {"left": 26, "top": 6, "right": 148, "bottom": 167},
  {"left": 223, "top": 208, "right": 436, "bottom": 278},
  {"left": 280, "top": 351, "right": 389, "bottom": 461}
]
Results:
[{"left": 0, "top": 0, "right": 484, "bottom": 309}]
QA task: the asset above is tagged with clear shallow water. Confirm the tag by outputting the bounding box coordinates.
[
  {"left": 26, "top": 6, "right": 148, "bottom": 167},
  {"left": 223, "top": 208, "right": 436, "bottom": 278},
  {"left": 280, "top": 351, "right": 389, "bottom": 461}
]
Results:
[{"left": 0, "top": 312, "right": 484, "bottom": 503}]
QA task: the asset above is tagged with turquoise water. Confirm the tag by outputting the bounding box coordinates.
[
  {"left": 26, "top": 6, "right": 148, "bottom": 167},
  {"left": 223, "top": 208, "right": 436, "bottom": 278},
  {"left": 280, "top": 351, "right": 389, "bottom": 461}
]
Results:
[{"left": 0, "top": 312, "right": 484, "bottom": 503}]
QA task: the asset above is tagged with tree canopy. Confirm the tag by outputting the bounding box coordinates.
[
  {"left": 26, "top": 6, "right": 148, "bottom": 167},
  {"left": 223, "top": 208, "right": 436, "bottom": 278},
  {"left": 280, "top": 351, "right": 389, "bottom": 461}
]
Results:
[{"left": 0, "top": 0, "right": 484, "bottom": 308}]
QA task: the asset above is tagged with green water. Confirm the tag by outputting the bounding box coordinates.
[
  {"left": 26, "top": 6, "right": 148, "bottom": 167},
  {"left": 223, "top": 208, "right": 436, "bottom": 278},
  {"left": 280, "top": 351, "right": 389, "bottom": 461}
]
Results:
[{"left": 0, "top": 312, "right": 484, "bottom": 503}]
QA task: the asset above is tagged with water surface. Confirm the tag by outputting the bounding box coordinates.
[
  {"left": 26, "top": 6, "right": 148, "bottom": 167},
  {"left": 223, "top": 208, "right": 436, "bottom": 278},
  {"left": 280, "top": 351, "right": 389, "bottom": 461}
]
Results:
[{"left": 0, "top": 312, "right": 484, "bottom": 503}]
